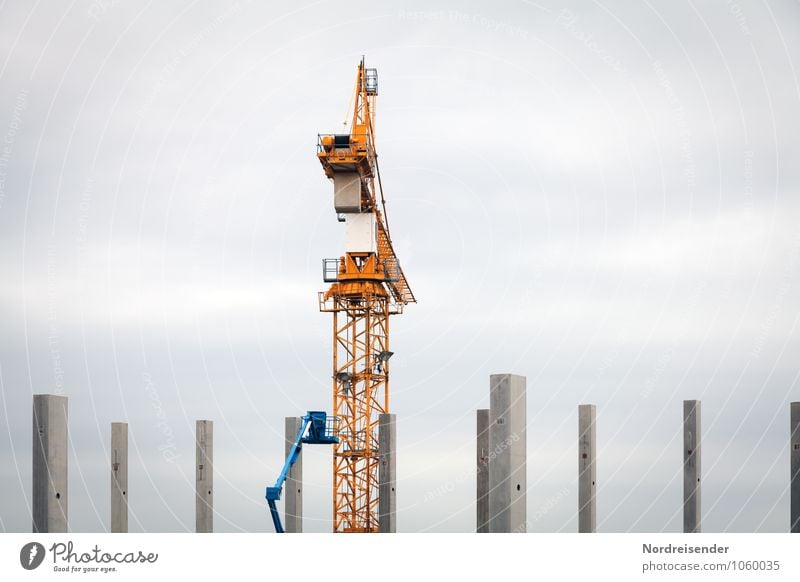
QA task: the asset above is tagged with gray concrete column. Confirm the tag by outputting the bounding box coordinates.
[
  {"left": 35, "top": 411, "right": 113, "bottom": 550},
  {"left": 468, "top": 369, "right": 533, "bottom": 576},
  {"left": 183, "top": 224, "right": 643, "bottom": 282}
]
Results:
[
  {"left": 488, "top": 374, "right": 526, "bottom": 533},
  {"left": 195, "top": 420, "right": 213, "bottom": 533},
  {"left": 476, "top": 408, "right": 490, "bottom": 533},
  {"left": 284, "top": 416, "right": 303, "bottom": 533},
  {"left": 791, "top": 402, "right": 800, "bottom": 533},
  {"left": 683, "top": 400, "right": 701, "bottom": 533},
  {"left": 110, "top": 422, "right": 128, "bottom": 533},
  {"left": 378, "top": 413, "right": 396, "bottom": 533},
  {"left": 578, "top": 404, "right": 596, "bottom": 533},
  {"left": 32, "top": 394, "right": 68, "bottom": 533}
]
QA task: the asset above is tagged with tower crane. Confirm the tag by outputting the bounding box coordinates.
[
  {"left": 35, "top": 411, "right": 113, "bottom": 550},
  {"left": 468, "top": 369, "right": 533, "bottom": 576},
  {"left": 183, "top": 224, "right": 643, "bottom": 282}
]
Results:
[{"left": 317, "top": 59, "right": 416, "bottom": 532}]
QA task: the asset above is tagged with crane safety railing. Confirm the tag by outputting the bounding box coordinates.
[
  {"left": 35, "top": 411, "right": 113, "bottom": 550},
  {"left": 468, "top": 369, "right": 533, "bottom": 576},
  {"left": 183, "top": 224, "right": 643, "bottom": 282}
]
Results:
[
  {"left": 317, "top": 133, "right": 373, "bottom": 156},
  {"left": 323, "top": 258, "right": 341, "bottom": 283},
  {"left": 321, "top": 257, "right": 400, "bottom": 283}
]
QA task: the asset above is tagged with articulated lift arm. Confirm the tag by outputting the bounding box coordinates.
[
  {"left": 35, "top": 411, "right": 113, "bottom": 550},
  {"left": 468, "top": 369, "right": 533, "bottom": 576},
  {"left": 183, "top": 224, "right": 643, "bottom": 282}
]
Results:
[{"left": 265, "top": 411, "right": 338, "bottom": 533}]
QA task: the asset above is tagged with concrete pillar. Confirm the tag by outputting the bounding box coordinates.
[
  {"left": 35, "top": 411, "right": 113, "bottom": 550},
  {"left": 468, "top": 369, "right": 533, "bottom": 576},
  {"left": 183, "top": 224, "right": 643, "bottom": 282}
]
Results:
[
  {"left": 488, "top": 374, "right": 526, "bottom": 533},
  {"left": 378, "top": 413, "right": 396, "bottom": 533},
  {"left": 791, "top": 402, "right": 800, "bottom": 533},
  {"left": 578, "top": 404, "right": 596, "bottom": 533},
  {"left": 32, "top": 394, "right": 68, "bottom": 533},
  {"left": 284, "top": 416, "right": 303, "bottom": 533},
  {"left": 110, "top": 422, "right": 128, "bottom": 533},
  {"left": 683, "top": 400, "right": 701, "bottom": 533},
  {"left": 195, "top": 420, "right": 213, "bottom": 533},
  {"left": 476, "top": 409, "right": 490, "bottom": 533}
]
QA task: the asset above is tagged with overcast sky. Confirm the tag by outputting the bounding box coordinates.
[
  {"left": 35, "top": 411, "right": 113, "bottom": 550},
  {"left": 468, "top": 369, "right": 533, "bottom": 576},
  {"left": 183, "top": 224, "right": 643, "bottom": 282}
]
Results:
[{"left": 1, "top": 0, "right": 799, "bottom": 533}]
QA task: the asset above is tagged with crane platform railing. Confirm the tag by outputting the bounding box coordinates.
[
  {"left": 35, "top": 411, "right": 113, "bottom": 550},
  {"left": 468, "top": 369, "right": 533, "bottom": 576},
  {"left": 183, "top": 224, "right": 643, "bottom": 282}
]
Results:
[{"left": 317, "top": 132, "right": 373, "bottom": 156}]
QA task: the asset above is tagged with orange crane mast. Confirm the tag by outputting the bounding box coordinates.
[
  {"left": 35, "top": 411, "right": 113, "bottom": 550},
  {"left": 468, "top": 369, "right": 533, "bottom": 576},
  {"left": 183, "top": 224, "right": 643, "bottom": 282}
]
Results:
[{"left": 317, "top": 59, "right": 415, "bottom": 532}]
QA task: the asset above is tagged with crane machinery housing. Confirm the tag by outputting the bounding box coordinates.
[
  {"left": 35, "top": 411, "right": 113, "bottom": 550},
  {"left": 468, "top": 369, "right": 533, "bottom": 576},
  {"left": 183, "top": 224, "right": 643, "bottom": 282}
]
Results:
[{"left": 317, "top": 59, "right": 416, "bottom": 533}]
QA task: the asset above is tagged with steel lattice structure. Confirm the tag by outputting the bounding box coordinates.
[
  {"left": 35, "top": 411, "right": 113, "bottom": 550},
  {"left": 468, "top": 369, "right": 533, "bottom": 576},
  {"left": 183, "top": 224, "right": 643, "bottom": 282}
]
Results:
[{"left": 317, "top": 60, "right": 414, "bottom": 532}]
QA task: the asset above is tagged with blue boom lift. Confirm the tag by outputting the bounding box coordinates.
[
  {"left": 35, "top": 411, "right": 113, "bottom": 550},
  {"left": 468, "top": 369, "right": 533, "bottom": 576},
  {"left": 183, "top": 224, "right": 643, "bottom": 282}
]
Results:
[{"left": 265, "top": 411, "right": 339, "bottom": 533}]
